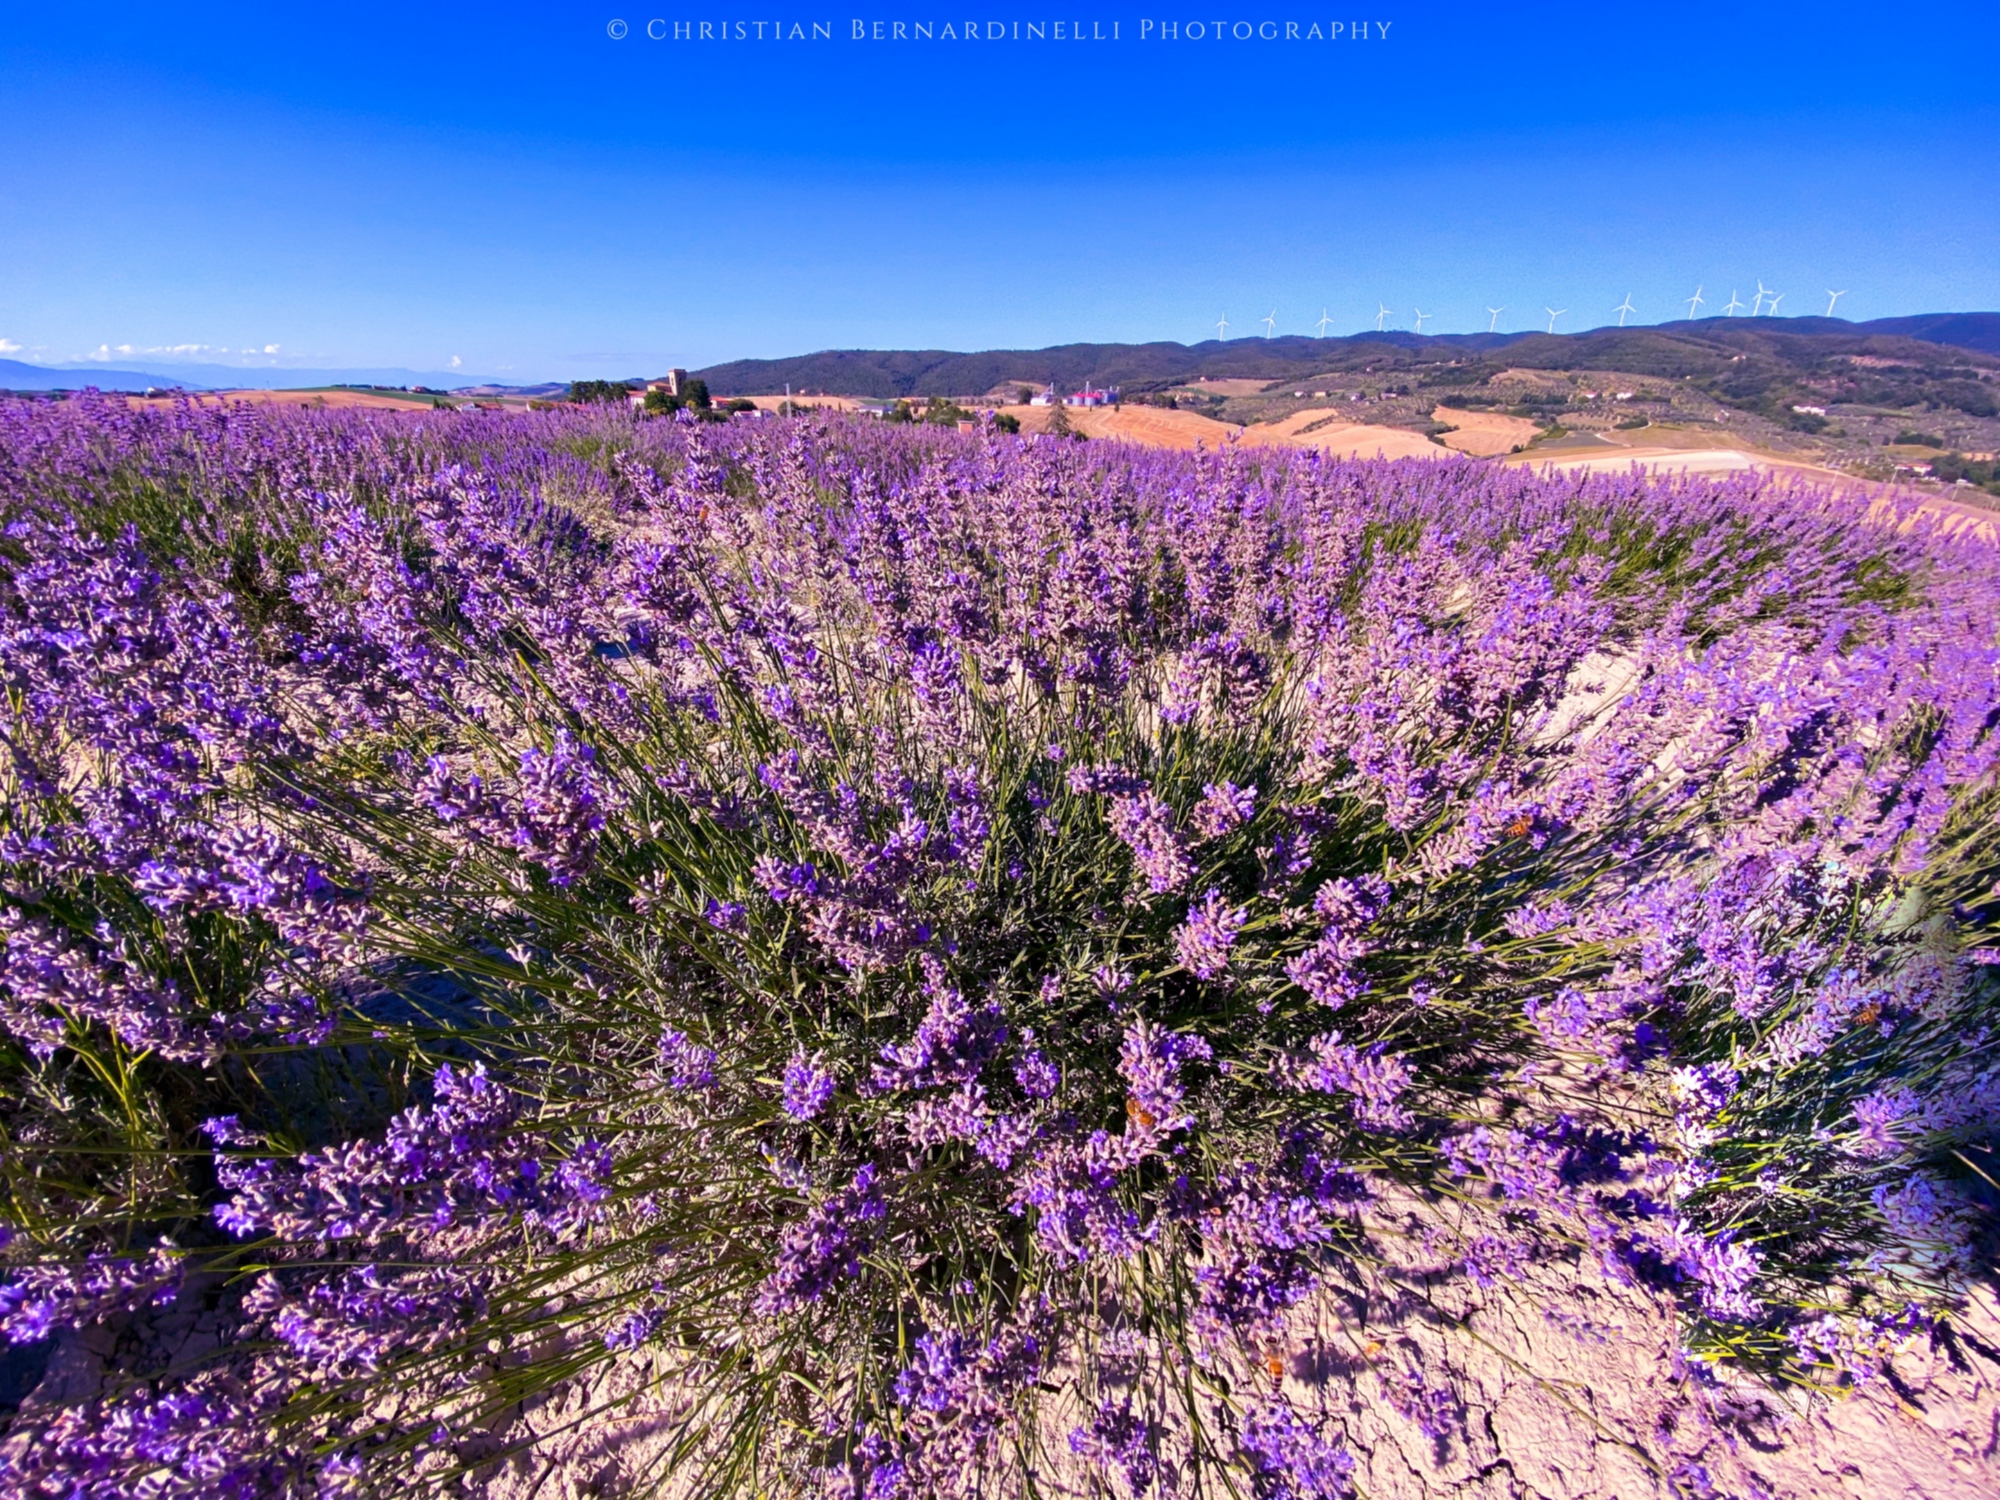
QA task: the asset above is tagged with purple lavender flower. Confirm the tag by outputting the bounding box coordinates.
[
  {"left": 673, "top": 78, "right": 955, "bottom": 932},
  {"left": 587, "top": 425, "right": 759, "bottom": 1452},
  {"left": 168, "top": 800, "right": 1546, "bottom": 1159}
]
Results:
[
  {"left": 1284, "top": 939, "right": 1369, "bottom": 1011},
  {"left": 1463, "top": 1234, "right": 1530, "bottom": 1288},
  {"left": 1119, "top": 1019, "right": 1212, "bottom": 1137},
  {"left": 1068, "top": 1395, "right": 1158, "bottom": 1494},
  {"left": 1627, "top": 1218, "right": 1763, "bottom": 1321},
  {"left": 757, "top": 1163, "right": 886, "bottom": 1312},
  {"left": 1237, "top": 1397, "right": 1355, "bottom": 1500},
  {"left": 1850, "top": 1086, "right": 1919, "bottom": 1158},
  {"left": 1013, "top": 1046, "right": 1059, "bottom": 1100},
  {"left": 871, "top": 959, "right": 1005, "bottom": 1092},
  {"left": 1872, "top": 1175, "right": 1974, "bottom": 1248},
  {"left": 658, "top": 1028, "right": 718, "bottom": 1090},
  {"left": 753, "top": 856, "right": 821, "bottom": 902},
  {"left": 1092, "top": 963, "right": 1134, "bottom": 998},
  {"left": 0, "top": 1370, "right": 307, "bottom": 1498},
  {"left": 511, "top": 731, "right": 606, "bottom": 886},
  {"left": 1191, "top": 780, "right": 1257, "bottom": 839},
  {"left": 604, "top": 1307, "right": 667, "bottom": 1350},
  {"left": 214, "top": 1062, "right": 611, "bottom": 1245},
  {"left": 1009, "top": 1131, "right": 1145, "bottom": 1262},
  {"left": 1107, "top": 790, "right": 1194, "bottom": 895},
  {"left": 1311, "top": 875, "right": 1391, "bottom": 929},
  {"left": 1284, "top": 1033, "right": 1414, "bottom": 1132},
  {"left": 1173, "top": 888, "right": 1245, "bottom": 980},
  {"left": 0, "top": 1246, "right": 182, "bottom": 1345},
  {"left": 1282, "top": 876, "right": 1390, "bottom": 1010},
  {"left": 1189, "top": 1143, "right": 1366, "bottom": 1347},
  {"left": 893, "top": 1331, "right": 973, "bottom": 1412},
  {"left": 783, "top": 1050, "right": 838, "bottom": 1121},
  {"left": 1671, "top": 1063, "right": 1739, "bottom": 1147},
  {"left": 1789, "top": 1304, "right": 1931, "bottom": 1387}
]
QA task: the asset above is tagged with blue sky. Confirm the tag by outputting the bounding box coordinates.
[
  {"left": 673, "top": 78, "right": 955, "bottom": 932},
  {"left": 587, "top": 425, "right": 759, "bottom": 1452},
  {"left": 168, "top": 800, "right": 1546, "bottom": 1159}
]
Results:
[{"left": 2, "top": 2, "right": 1996, "bottom": 380}]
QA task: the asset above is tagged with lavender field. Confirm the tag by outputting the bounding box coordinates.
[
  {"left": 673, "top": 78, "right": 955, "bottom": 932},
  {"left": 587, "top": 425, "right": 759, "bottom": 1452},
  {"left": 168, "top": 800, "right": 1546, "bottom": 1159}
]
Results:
[{"left": 0, "top": 397, "right": 1995, "bottom": 1499}]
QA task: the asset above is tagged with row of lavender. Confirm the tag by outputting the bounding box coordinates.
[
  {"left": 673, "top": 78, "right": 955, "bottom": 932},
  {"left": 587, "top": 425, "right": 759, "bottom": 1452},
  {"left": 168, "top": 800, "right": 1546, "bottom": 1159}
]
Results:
[{"left": 0, "top": 395, "right": 1994, "bottom": 1498}]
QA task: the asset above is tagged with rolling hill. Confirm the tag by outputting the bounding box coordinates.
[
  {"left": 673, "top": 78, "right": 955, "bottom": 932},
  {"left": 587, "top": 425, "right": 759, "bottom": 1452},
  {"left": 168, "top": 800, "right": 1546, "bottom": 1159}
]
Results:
[
  {"left": 0, "top": 361, "right": 510, "bottom": 393},
  {"left": 0, "top": 359, "right": 214, "bottom": 392},
  {"left": 691, "top": 315, "right": 2000, "bottom": 403}
]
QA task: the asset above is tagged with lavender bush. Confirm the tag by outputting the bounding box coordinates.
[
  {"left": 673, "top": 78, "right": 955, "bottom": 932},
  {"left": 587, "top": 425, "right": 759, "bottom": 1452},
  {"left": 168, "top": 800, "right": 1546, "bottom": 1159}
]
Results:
[{"left": 0, "top": 395, "right": 1995, "bottom": 1498}]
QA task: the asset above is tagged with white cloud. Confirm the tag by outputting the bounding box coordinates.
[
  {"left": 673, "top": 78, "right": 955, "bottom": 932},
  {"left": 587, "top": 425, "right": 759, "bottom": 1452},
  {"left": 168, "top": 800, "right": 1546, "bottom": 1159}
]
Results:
[
  {"left": 87, "top": 344, "right": 111, "bottom": 361},
  {"left": 264, "top": 344, "right": 280, "bottom": 354},
  {"left": 450, "top": 355, "right": 462, "bottom": 368},
  {"left": 0, "top": 338, "right": 20, "bottom": 355}
]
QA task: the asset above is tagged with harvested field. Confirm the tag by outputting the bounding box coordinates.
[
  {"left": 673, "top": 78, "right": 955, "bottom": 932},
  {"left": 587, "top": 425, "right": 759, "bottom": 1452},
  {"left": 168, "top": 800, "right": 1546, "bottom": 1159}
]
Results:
[
  {"left": 1006, "top": 403, "right": 1241, "bottom": 447},
  {"left": 1007, "top": 402, "right": 1453, "bottom": 460},
  {"left": 126, "top": 387, "right": 444, "bottom": 411},
  {"left": 1433, "top": 405, "right": 1541, "bottom": 457},
  {"left": 1242, "top": 411, "right": 1453, "bottom": 461},
  {"left": 1170, "top": 376, "right": 1275, "bottom": 397}
]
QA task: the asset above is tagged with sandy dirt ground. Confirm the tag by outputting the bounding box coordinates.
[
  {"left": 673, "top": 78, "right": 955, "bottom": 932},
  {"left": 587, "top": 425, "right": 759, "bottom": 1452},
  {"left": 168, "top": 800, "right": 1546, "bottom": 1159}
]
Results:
[
  {"left": 1006, "top": 403, "right": 1240, "bottom": 447},
  {"left": 1005, "top": 404, "right": 1455, "bottom": 461},
  {"left": 1433, "top": 406, "right": 1543, "bottom": 457},
  {"left": 453, "top": 1255, "right": 2000, "bottom": 1499},
  {"left": 1245, "top": 414, "right": 1455, "bottom": 461}
]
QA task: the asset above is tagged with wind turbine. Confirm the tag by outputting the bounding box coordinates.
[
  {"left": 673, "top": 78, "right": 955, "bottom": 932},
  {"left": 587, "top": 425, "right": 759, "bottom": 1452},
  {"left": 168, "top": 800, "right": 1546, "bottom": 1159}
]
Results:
[
  {"left": 1685, "top": 285, "right": 1706, "bottom": 320},
  {"left": 1486, "top": 306, "right": 1505, "bottom": 333},
  {"left": 1613, "top": 294, "right": 1637, "bottom": 327},
  {"left": 1752, "top": 280, "right": 1770, "bottom": 315},
  {"left": 1825, "top": 289, "right": 1848, "bottom": 317},
  {"left": 1545, "top": 307, "right": 1567, "bottom": 334},
  {"left": 1723, "top": 290, "right": 1745, "bottom": 316},
  {"left": 1216, "top": 313, "right": 1229, "bottom": 340},
  {"left": 1412, "top": 308, "right": 1431, "bottom": 333},
  {"left": 1262, "top": 310, "right": 1278, "bottom": 338},
  {"left": 1315, "top": 308, "right": 1333, "bottom": 337},
  {"left": 1765, "top": 291, "right": 1784, "bottom": 316},
  {"left": 1375, "top": 304, "right": 1392, "bottom": 331}
]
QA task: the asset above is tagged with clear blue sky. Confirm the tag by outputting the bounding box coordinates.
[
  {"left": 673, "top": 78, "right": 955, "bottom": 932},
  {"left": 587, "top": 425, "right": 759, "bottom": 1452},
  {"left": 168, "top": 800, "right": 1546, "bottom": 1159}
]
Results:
[{"left": 3, "top": 2, "right": 1996, "bottom": 380}]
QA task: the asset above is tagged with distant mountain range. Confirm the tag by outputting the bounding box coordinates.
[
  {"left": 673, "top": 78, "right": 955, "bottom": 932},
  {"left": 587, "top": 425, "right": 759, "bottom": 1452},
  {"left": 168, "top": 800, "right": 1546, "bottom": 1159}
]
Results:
[
  {"left": 6, "top": 313, "right": 1997, "bottom": 403},
  {"left": 692, "top": 313, "right": 2000, "bottom": 399},
  {"left": 0, "top": 359, "right": 215, "bottom": 392},
  {"left": 0, "top": 360, "right": 508, "bottom": 393}
]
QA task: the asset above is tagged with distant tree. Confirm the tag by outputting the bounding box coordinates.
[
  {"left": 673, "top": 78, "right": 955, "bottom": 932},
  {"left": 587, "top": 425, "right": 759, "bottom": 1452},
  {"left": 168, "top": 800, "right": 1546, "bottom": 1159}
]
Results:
[
  {"left": 923, "top": 398, "right": 972, "bottom": 426},
  {"left": 680, "top": 378, "right": 712, "bottom": 410},
  {"left": 885, "top": 400, "right": 916, "bottom": 424},
  {"left": 1891, "top": 430, "right": 1946, "bottom": 448},
  {"left": 1015, "top": 386, "right": 1035, "bottom": 405},
  {"left": 992, "top": 412, "right": 1021, "bottom": 435},
  {"left": 724, "top": 398, "right": 757, "bottom": 413},
  {"left": 1940, "top": 381, "right": 1998, "bottom": 418},
  {"left": 567, "top": 380, "right": 631, "bottom": 405},
  {"left": 1930, "top": 452, "right": 2000, "bottom": 495},
  {"left": 643, "top": 388, "right": 682, "bottom": 416},
  {"left": 1046, "top": 402, "right": 1074, "bottom": 439}
]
